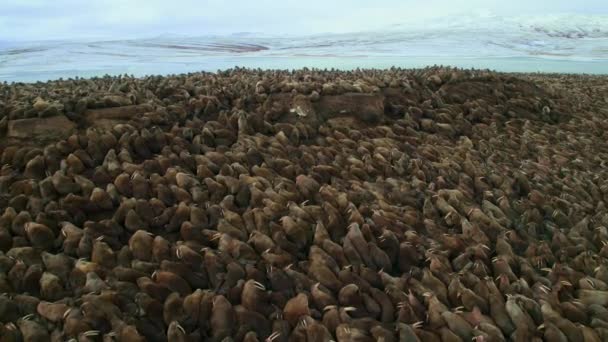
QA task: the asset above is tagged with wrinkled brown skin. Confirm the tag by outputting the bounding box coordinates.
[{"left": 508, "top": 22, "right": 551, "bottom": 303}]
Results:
[
  {"left": 505, "top": 297, "right": 535, "bottom": 336},
  {"left": 137, "top": 276, "right": 171, "bottom": 302},
  {"left": 441, "top": 311, "right": 473, "bottom": 341},
  {"left": 459, "top": 287, "right": 489, "bottom": 314},
  {"left": 36, "top": 301, "right": 69, "bottom": 323},
  {"left": 129, "top": 230, "right": 154, "bottom": 261},
  {"left": 284, "top": 293, "right": 311, "bottom": 327},
  {"left": 438, "top": 327, "right": 462, "bottom": 342},
  {"left": 303, "top": 316, "right": 333, "bottom": 342},
  {"left": 335, "top": 323, "right": 373, "bottom": 342},
  {"left": 486, "top": 281, "right": 515, "bottom": 335},
  {"left": 235, "top": 305, "right": 272, "bottom": 340},
  {"left": 154, "top": 270, "right": 192, "bottom": 296},
  {"left": 17, "top": 319, "right": 50, "bottom": 342},
  {"left": 308, "top": 262, "right": 343, "bottom": 293},
  {"left": 24, "top": 222, "right": 55, "bottom": 250},
  {"left": 370, "top": 287, "right": 395, "bottom": 324},
  {"left": 163, "top": 292, "right": 186, "bottom": 326},
  {"left": 345, "top": 223, "right": 373, "bottom": 268},
  {"left": 241, "top": 279, "right": 273, "bottom": 316},
  {"left": 167, "top": 321, "right": 189, "bottom": 342},
  {"left": 152, "top": 235, "right": 172, "bottom": 262},
  {"left": 396, "top": 323, "right": 421, "bottom": 342},
  {"left": 210, "top": 295, "right": 235, "bottom": 341},
  {"left": 2, "top": 69, "right": 608, "bottom": 342},
  {"left": 310, "top": 283, "right": 337, "bottom": 311}
]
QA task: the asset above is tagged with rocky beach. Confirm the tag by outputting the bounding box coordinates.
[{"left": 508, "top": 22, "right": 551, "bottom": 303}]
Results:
[{"left": 0, "top": 67, "right": 608, "bottom": 341}]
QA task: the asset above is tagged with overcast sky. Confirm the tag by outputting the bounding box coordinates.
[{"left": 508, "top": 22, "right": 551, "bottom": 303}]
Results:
[{"left": 1, "top": 0, "right": 607, "bottom": 41}]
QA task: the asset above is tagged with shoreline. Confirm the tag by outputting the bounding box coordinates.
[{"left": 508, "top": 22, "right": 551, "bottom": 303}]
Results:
[{"left": 2, "top": 57, "right": 608, "bottom": 84}]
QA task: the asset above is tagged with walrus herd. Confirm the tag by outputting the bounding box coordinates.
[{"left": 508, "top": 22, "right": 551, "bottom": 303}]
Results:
[{"left": 0, "top": 67, "right": 608, "bottom": 341}]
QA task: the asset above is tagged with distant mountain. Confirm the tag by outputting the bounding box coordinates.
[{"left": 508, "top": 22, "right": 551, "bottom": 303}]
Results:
[{"left": 386, "top": 13, "right": 608, "bottom": 39}]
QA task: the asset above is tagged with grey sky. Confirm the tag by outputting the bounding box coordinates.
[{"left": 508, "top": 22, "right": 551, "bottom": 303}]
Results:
[{"left": 1, "top": 0, "right": 607, "bottom": 41}]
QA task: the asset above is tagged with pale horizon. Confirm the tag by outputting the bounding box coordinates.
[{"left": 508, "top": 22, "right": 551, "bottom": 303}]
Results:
[{"left": 1, "top": 0, "right": 607, "bottom": 42}]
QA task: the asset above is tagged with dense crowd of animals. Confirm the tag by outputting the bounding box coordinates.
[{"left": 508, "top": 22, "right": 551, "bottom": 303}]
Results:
[{"left": 0, "top": 67, "right": 608, "bottom": 341}]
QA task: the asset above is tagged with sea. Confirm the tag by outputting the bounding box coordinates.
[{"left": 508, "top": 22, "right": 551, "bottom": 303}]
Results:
[{"left": 1, "top": 14, "right": 607, "bottom": 83}]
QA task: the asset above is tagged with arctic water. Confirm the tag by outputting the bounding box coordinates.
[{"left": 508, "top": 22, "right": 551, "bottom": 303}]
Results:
[{"left": 1, "top": 14, "right": 607, "bottom": 82}]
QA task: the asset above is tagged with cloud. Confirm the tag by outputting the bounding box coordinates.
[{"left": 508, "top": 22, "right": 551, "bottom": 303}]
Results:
[{"left": 1, "top": 0, "right": 607, "bottom": 41}]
